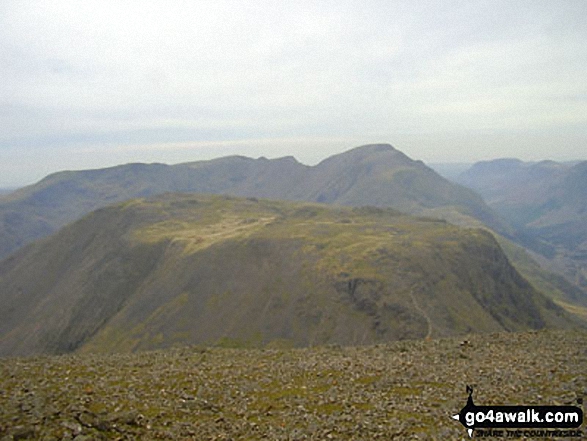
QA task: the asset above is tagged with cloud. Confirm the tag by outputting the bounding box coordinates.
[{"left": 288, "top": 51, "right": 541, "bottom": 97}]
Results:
[{"left": 1, "top": 0, "right": 586, "bottom": 185}]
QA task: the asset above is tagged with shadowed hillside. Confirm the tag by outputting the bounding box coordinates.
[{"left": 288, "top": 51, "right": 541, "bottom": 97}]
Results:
[{"left": 0, "top": 194, "right": 572, "bottom": 357}]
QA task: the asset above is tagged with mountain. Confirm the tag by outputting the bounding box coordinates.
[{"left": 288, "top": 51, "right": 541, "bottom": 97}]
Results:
[
  {"left": 0, "top": 144, "right": 509, "bottom": 261},
  {"left": 428, "top": 162, "right": 473, "bottom": 181},
  {"left": 0, "top": 194, "right": 571, "bottom": 356},
  {"left": 0, "top": 188, "right": 17, "bottom": 196},
  {"left": 456, "top": 159, "right": 587, "bottom": 294},
  {"left": 456, "top": 158, "right": 570, "bottom": 219},
  {"left": 288, "top": 145, "right": 505, "bottom": 230}
]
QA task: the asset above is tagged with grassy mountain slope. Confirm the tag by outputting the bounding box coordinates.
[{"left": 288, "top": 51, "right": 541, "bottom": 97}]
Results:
[
  {"left": 0, "top": 194, "right": 572, "bottom": 357},
  {"left": 494, "top": 235, "right": 587, "bottom": 307},
  {"left": 0, "top": 144, "right": 506, "bottom": 261}
]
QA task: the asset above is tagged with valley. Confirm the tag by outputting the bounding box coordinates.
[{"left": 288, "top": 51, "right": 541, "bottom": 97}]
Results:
[{"left": 455, "top": 158, "right": 587, "bottom": 304}]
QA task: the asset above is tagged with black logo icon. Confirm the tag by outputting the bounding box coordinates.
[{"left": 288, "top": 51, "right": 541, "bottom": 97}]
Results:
[{"left": 452, "top": 386, "right": 583, "bottom": 438}]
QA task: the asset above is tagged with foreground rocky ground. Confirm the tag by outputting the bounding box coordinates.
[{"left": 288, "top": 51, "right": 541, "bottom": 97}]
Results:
[{"left": 0, "top": 330, "right": 585, "bottom": 440}]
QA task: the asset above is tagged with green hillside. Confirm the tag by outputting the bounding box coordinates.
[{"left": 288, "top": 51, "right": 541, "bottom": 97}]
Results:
[{"left": 0, "top": 194, "right": 572, "bottom": 356}]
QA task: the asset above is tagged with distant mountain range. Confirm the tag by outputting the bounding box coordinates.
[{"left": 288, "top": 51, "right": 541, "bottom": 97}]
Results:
[
  {"left": 0, "top": 194, "right": 571, "bottom": 356},
  {"left": 0, "top": 144, "right": 508, "bottom": 261},
  {"left": 456, "top": 159, "right": 587, "bottom": 294}
]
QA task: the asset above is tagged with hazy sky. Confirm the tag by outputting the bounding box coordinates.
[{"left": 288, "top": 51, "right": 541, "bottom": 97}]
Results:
[{"left": 1, "top": 0, "right": 586, "bottom": 186}]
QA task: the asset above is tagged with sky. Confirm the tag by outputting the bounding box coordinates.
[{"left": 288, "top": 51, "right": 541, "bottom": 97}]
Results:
[{"left": 1, "top": 0, "right": 586, "bottom": 186}]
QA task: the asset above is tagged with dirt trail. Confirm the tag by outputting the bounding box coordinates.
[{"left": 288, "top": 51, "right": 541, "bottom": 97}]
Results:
[{"left": 410, "top": 288, "right": 433, "bottom": 339}]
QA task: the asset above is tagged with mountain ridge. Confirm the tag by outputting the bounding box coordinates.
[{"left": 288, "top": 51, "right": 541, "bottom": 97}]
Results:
[{"left": 0, "top": 144, "right": 509, "bottom": 261}]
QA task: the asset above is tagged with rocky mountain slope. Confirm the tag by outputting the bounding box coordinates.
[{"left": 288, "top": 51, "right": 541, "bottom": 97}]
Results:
[
  {"left": 0, "top": 194, "right": 570, "bottom": 357},
  {"left": 1, "top": 330, "right": 585, "bottom": 439},
  {"left": 0, "top": 144, "right": 508, "bottom": 261}
]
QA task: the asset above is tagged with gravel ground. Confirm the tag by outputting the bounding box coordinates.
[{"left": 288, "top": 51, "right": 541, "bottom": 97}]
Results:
[{"left": 0, "top": 330, "right": 585, "bottom": 440}]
